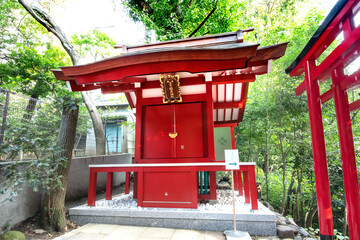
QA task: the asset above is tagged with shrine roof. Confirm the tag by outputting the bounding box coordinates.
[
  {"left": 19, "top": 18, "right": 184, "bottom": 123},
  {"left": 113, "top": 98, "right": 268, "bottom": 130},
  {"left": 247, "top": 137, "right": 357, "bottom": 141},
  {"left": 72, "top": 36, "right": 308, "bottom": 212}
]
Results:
[
  {"left": 53, "top": 30, "right": 288, "bottom": 125},
  {"left": 54, "top": 42, "right": 287, "bottom": 83},
  {"left": 58, "top": 42, "right": 260, "bottom": 78},
  {"left": 114, "top": 28, "right": 254, "bottom": 51}
]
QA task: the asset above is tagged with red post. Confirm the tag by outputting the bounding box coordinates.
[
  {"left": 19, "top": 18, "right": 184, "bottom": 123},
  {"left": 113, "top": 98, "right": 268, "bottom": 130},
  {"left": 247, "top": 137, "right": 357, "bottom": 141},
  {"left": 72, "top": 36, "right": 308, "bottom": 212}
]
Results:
[
  {"left": 134, "top": 89, "right": 142, "bottom": 163},
  {"left": 137, "top": 168, "right": 144, "bottom": 206},
  {"left": 333, "top": 68, "right": 360, "bottom": 239},
  {"left": 248, "top": 165, "right": 258, "bottom": 210},
  {"left": 206, "top": 82, "right": 216, "bottom": 160},
  {"left": 106, "top": 172, "right": 113, "bottom": 200},
  {"left": 133, "top": 172, "right": 138, "bottom": 199},
  {"left": 234, "top": 171, "right": 239, "bottom": 191},
  {"left": 304, "top": 60, "right": 334, "bottom": 238},
  {"left": 190, "top": 167, "right": 198, "bottom": 208},
  {"left": 243, "top": 170, "right": 250, "bottom": 204},
  {"left": 125, "top": 172, "right": 130, "bottom": 194},
  {"left": 88, "top": 168, "right": 97, "bottom": 206},
  {"left": 230, "top": 126, "right": 235, "bottom": 149},
  {"left": 209, "top": 171, "right": 217, "bottom": 200},
  {"left": 238, "top": 170, "right": 243, "bottom": 196}
]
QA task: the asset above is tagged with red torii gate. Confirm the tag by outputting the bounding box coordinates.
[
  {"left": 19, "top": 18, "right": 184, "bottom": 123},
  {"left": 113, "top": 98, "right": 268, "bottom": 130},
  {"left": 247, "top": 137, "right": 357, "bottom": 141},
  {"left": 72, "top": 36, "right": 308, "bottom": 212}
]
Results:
[{"left": 286, "top": 0, "right": 360, "bottom": 239}]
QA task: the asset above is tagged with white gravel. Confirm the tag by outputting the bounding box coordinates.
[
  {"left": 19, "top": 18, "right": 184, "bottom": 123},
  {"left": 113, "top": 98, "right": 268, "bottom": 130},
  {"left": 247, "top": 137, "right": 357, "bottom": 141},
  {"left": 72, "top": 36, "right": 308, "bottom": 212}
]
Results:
[{"left": 77, "top": 190, "right": 271, "bottom": 214}]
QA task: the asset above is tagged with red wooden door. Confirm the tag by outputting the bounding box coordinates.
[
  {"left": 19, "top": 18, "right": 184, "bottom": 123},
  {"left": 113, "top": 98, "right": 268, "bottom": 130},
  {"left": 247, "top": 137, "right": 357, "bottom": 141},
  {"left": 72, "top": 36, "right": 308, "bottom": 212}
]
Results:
[
  {"left": 142, "top": 102, "right": 204, "bottom": 159},
  {"left": 175, "top": 102, "right": 203, "bottom": 158},
  {"left": 143, "top": 104, "right": 172, "bottom": 159}
]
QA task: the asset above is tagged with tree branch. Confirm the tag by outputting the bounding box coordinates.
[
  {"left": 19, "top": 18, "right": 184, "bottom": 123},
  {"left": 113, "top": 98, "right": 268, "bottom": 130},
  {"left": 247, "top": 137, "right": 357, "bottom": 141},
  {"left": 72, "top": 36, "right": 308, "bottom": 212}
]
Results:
[
  {"left": 188, "top": 0, "right": 218, "bottom": 38},
  {"left": 351, "top": 109, "right": 360, "bottom": 122},
  {"left": 132, "top": 0, "right": 153, "bottom": 14},
  {"left": 18, "top": 0, "right": 80, "bottom": 65}
]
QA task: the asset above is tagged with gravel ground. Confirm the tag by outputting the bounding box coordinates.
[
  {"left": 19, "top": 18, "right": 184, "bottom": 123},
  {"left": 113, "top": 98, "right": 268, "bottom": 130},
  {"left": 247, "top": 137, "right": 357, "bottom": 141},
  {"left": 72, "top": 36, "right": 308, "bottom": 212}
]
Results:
[{"left": 73, "top": 188, "right": 272, "bottom": 215}]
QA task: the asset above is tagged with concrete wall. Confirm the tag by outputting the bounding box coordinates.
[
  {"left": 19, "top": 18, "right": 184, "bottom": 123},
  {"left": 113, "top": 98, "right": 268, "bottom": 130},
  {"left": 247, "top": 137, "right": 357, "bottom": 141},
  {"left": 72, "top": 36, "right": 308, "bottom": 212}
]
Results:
[
  {"left": 0, "top": 154, "right": 132, "bottom": 232},
  {"left": 0, "top": 176, "right": 43, "bottom": 233},
  {"left": 66, "top": 154, "right": 132, "bottom": 201}
]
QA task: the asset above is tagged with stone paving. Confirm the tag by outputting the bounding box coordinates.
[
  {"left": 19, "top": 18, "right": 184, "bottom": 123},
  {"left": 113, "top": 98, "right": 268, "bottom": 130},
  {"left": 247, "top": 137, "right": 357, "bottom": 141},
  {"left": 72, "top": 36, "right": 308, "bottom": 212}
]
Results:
[{"left": 54, "top": 223, "right": 227, "bottom": 240}]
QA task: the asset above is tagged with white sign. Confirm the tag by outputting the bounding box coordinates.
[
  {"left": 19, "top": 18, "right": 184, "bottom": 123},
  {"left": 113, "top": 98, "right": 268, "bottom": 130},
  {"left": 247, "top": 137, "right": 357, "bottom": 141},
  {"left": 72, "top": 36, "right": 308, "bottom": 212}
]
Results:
[{"left": 225, "top": 149, "right": 240, "bottom": 170}]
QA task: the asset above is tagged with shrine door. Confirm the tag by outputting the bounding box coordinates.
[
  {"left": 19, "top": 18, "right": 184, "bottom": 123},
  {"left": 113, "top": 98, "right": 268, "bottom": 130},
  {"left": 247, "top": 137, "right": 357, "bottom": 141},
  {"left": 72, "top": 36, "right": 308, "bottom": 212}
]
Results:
[{"left": 142, "top": 102, "right": 204, "bottom": 160}]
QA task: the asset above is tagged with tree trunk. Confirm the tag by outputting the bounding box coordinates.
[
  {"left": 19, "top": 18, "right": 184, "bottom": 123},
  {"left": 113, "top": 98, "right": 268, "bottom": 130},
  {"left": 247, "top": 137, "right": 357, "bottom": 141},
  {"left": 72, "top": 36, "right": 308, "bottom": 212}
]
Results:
[
  {"left": 284, "top": 170, "right": 296, "bottom": 216},
  {"left": 304, "top": 193, "right": 316, "bottom": 227},
  {"left": 247, "top": 125, "right": 251, "bottom": 160},
  {"left": 0, "top": 89, "right": 10, "bottom": 145},
  {"left": 278, "top": 82, "right": 287, "bottom": 215},
  {"left": 294, "top": 157, "right": 304, "bottom": 225},
  {"left": 308, "top": 207, "right": 318, "bottom": 228},
  {"left": 293, "top": 170, "right": 300, "bottom": 223},
  {"left": 18, "top": 0, "right": 106, "bottom": 156},
  {"left": 17, "top": 0, "right": 105, "bottom": 231},
  {"left": 42, "top": 104, "right": 79, "bottom": 231},
  {"left": 22, "top": 94, "right": 38, "bottom": 121},
  {"left": 264, "top": 76, "right": 270, "bottom": 202},
  {"left": 299, "top": 196, "right": 304, "bottom": 226},
  {"left": 81, "top": 92, "right": 106, "bottom": 155}
]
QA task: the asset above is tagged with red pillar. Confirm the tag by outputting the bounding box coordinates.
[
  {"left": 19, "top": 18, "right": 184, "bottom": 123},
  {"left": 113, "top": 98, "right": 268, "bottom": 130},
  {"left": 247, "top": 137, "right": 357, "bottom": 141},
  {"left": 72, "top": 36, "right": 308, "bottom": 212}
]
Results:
[
  {"left": 234, "top": 171, "right": 239, "bottom": 191},
  {"left": 333, "top": 68, "right": 360, "bottom": 239},
  {"left": 209, "top": 171, "right": 217, "bottom": 200},
  {"left": 230, "top": 126, "right": 235, "bottom": 149},
  {"left": 133, "top": 172, "right": 138, "bottom": 199},
  {"left": 125, "top": 172, "right": 130, "bottom": 194},
  {"left": 248, "top": 165, "right": 258, "bottom": 210},
  {"left": 190, "top": 167, "right": 198, "bottom": 208},
  {"left": 106, "top": 172, "right": 113, "bottom": 200},
  {"left": 88, "top": 168, "right": 97, "bottom": 206},
  {"left": 238, "top": 170, "right": 243, "bottom": 196},
  {"left": 304, "top": 60, "right": 334, "bottom": 238},
  {"left": 243, "top": 170, "right": 250, "bottom": 204},
  {"left": 137, "top": 168, "right": 144, "bottom": 207}
]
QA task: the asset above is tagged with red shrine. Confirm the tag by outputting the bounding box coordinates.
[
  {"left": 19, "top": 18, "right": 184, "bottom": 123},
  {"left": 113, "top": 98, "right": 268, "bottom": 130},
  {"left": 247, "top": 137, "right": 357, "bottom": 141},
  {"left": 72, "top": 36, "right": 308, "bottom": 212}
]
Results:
[{"left": 54, "top": 29, "right": 287, "bottom": 209}]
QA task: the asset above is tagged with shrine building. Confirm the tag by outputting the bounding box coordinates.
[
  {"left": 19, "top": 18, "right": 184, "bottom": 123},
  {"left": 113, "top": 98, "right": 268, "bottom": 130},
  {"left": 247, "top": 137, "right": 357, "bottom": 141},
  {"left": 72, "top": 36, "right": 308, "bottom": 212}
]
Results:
[{"left": 53, "top": 29, "right": 288, "bottom": 209}]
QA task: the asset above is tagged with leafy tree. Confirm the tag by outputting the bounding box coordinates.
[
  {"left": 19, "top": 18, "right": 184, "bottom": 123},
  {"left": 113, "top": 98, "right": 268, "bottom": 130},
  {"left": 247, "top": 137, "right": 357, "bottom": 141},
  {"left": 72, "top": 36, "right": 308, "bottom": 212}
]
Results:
[
  {"left": 71, "top": 29, "right": 117, "bottom": 62},
  {"left": 123, "top": 0, "right": 245, "bottom": 40},
  {"left": 0, "top": 0, "right": 86, "bottom": 231},
  {"left": 1, "top": 44, "right": 70, "bottom": 120},
  {"left": 17, "top": 0, "right": 107, "bottom": 156}
]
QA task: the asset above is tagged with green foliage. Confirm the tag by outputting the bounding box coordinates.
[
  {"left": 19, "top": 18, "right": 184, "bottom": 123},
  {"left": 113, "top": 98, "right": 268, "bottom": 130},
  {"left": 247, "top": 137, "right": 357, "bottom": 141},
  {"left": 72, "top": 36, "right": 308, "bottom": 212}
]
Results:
[
  {"left": 305, "top": 227, "right": 350, "bottom": 240},
  {"left": 0, "top": 44, "right": 70, "bottom": 97},
  {"left": 70, "top": 29, "right": 116, "bottom": 61},
  {"left": 123, "top": 0, "right": 244, "bottom": 40},
  {"left": 0, "top": 231, "right": 25, "bottom": 240},
  {"left": 0, "top": 102, "right": 60, "bottom": 197},
  {"left": 0, "top": 0, "right": 51, "bottom": 59},
  {"left": 0, "top": 90, "right": 91, "bottom": 201}
]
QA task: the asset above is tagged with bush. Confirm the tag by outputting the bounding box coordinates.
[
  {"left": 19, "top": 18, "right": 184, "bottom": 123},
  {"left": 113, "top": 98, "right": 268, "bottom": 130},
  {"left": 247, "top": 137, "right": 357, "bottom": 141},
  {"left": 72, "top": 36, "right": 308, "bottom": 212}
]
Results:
[{"left": 0, "top": 231, "right": 25, "bottom": 240}]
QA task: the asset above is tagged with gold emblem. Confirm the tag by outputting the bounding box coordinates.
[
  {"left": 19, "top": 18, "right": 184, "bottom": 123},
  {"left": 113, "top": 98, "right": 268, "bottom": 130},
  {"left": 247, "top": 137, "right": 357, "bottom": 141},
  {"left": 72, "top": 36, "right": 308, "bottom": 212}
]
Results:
[
  {"left": 169, "top": 132, "right": 178, "bottom": 138},
  {"left": 159, "top": 75, "right": 182, "bottom": 103}
]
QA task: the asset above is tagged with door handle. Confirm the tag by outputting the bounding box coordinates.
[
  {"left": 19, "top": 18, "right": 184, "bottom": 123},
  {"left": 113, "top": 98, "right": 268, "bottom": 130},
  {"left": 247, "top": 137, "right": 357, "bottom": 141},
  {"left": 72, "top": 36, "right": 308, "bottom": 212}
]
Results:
[{"left": 169, "top": 132, "right": 178, "bottom": 138}]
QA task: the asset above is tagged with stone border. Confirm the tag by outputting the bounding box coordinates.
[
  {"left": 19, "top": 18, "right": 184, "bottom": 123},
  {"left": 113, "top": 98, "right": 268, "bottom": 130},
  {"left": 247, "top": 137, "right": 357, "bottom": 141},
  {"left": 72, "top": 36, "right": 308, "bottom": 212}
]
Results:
[{"left": 69, "top": 206, "right": 277, "bottom": 236}]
